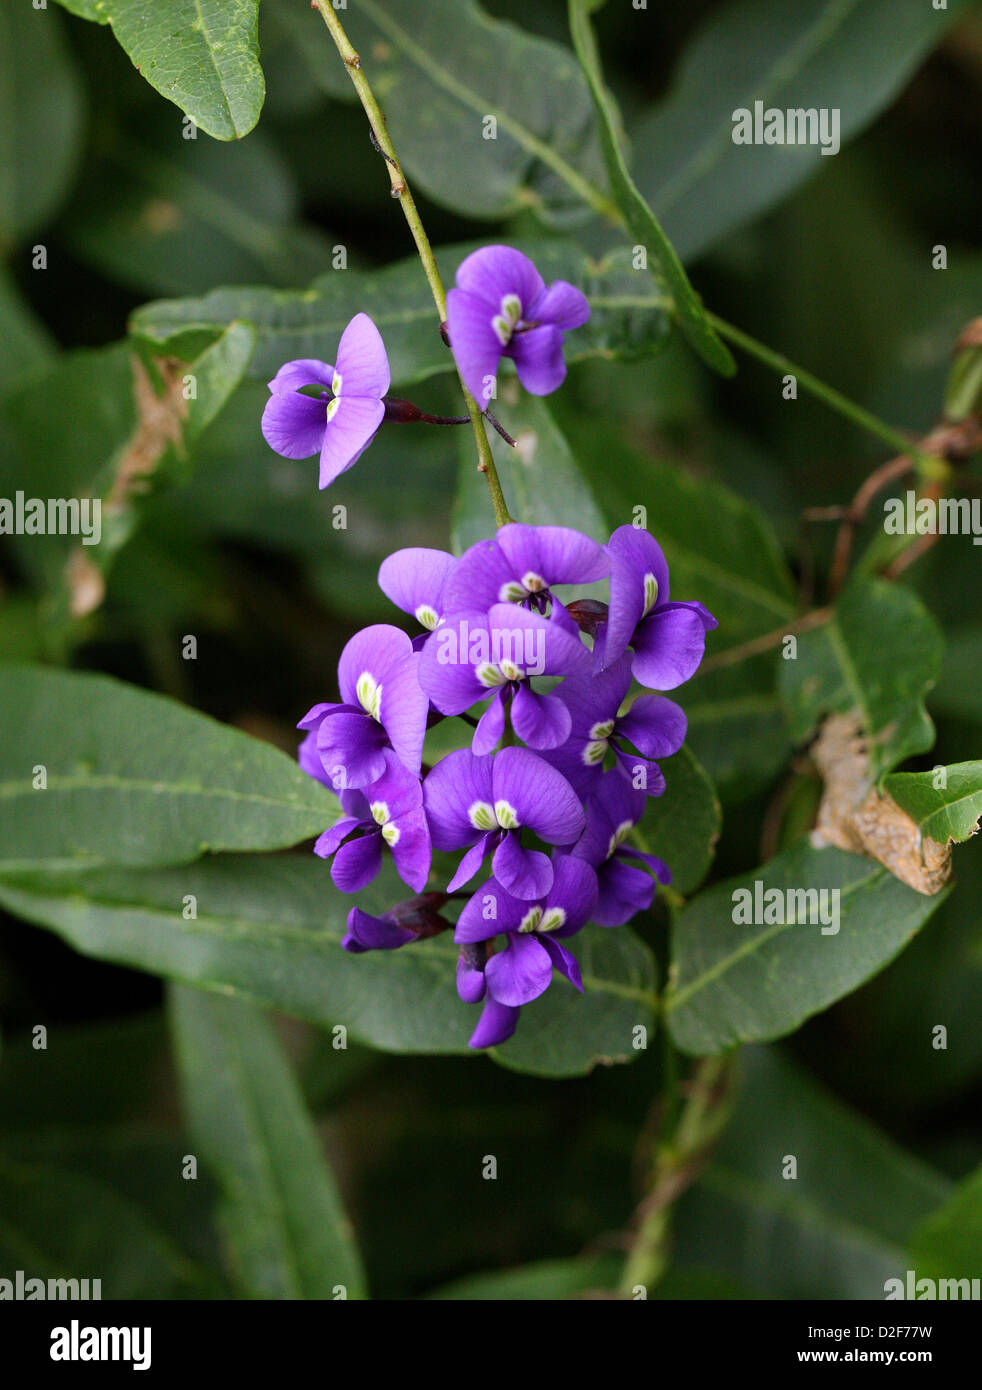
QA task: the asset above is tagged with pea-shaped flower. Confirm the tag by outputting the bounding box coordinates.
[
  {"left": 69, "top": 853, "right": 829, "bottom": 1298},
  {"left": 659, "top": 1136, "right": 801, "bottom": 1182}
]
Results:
[{"left": 446, "top": 246, "right": 590, "bottom": 404}]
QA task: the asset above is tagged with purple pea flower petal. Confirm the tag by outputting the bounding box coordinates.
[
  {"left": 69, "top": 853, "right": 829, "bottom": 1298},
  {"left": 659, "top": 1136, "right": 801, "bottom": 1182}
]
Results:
[
  {"left": 444, "top": 524, "right": 608, "bottom": 614},
  {"left": 455, "top": 854, "right": 598, "bottom": 944},
  {"left": 261, "top": 312, "right": 390, "bottom": 488},
  {"left": 484, "top": 932, "right": 554, "bottom": 1006},
  {"left": 336, "top": 624, "right": 429, "bottom": 780},
  {"left": 342, "top": 906, "right": 418, "bottom": 954},
  {"left": 315, "top": 751, "right": 431, "bottom": 895},
  {"left": 572, "top": 770, "right": 671, "bottom": 926},
  {"left": 468, "top": 997, "right": 520, "bottom": 1049},
  {"left": 446, "top": 245, "right": 590, "bottom": 404},
  {"left": 377, "top": 548, "right": 458, "bottom": 633},
  {"left": 601, "top": 524, "right": 717, "bottom": 690}
]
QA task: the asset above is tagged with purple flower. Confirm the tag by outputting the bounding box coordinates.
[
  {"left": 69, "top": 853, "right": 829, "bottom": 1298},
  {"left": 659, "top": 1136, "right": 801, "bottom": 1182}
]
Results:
[
  {"left": 446, "top": 246, "right": 590, "bottom": 405},
  {"left": 572, "top": 771, "right": 671, "bottom": 926},
  {"left": 423, "top": 746, "right": 585, "bottom": 899},
  {"left": 598, "top": 525, "right": 717, "bottom": 690},
  {"left": 418, "top": 605, "right": 591, "bottom": 754},
  {"left": 454, "top": 858, "right": 593, "bottom": 1050},
  {"left": 298, "top": 624, "right": 428, "bottom": 789},
  {"left": 342, "top": 892, "right": 452, "bottom": 954},
  {"left": 541, "top": 653, "right": 687, "bottom": 799},
  {"left": 455, "top": 854, "right": 598, "bottom": 943},
  {"left": 261, "top": 312, "right": 390, "bottom": 489},
  {"left": 314, "top": 750, "right": 432, "bottom": 894},
  {"left": 442, "top": 524, "right": 608, "bottom": 616},
  {"left": 377, "top": 547, "right": 458, "bottom": 639}
]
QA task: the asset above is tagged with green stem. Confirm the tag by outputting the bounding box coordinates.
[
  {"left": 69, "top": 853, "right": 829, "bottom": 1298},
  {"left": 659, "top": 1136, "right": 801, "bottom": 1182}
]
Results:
[
  {"left": 312, "top": 0, "right": 512, "bottom": 528},
  {"left": 708, "top": 312, "right": 941, "bottom": 470},
  {"left": 618, "top": 1053, "right": 735, "bottom": 1297}
]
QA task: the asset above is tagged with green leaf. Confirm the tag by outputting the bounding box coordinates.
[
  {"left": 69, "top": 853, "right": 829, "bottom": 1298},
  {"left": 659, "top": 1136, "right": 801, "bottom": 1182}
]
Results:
[
  {"left": 674, "top": 1047, "right": 950, "bottom": 1299},
  {"left": 780, "top": 578, "right": 944, "bottom": 778},
  {"left": 0, "top": 4, "right": 84, "bottom": 246},
  {"left": 666, "top": 841, "right": 949, "bottom": 1055},
  {"left": 0, "top": 1154, "right": 209, "bottom": 1298},
  {"left": 567, "top": 0, "right": 733, "bottom": 375},
  {"left": 0, "top": 266, "right": 55, "bottom": 390},
  {"left": 169, "top": 984, "right": 366, "bottom": 1299},
  {"left": 66, "top": 130, "right": 341, "bottom": 297},
  {"left": 428, "top": 1253, "right": 620, "bottom": 1300},
  {"left": 0, "top": 854, "right": 657, "bottom": 1079},
  {"left": 682, "top": 655, "right": 791, "bottom": 803},
  {"left": 932, "top": 624, "right": 982, "bottom": 722},
  {"left": 130, "top": 239, "right": 671, "bottom": 387},
  {"left": 910, "top": 1163, "right": 982, "bottom": 1283},
  {"left": 632, "top": 0, "right": 964, "bottom": 264},
  {"left": 272, "top": 0, "right": 610, "bottom": 224},
  {"left": 0, "top": 666, "right": 338, "bottom": 870},
  {"left": 638, "top": 744, "right": 720, "bottom": 896},
  {"left": 883, "top": 762, "right": 982, "bottom": 846},
  {"left": 452, "top": 394, "right": 606, "bottom": 550},
  {"left": 54, "top": 0, "right": 264, "bottom": 140}
]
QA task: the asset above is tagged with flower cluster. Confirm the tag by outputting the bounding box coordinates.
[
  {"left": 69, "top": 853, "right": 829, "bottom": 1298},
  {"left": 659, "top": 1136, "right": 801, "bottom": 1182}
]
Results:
[
  {"left": 263, "top": 243, "right": 715, "bottom": 1048},
  {"left": 298, "top": 522, "right": 716, "bottom": 1048}
]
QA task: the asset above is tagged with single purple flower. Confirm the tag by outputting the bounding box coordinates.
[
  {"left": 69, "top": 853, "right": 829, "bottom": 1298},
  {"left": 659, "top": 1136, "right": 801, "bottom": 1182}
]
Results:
[
  {"left": 261, "top": 312, "right": 390, "bottom": 488},
  {"left": 598, "top": 525, "right": 717, "bottom": 690},
  {"left": 299, "top": 624, "right": 428, "bottom": 789},
  {"left": 446, "top": 245, "right": 590, "bottom": 405},
  {"left": 541, "top": 652, "right": 687, "bottom": 799},
  {"left": 423, "top": 746, "right": 585, "bottom": 899},
  {"left": 418, "top": 605, "right": 591, "bottom": 754},
  {"left": 314, "top": 750, "right": 432, "bottom": 894},
  {"left": 455, "top": 854, "right": 599, "bottom": 943},
  {"left": 572, "top": 770, "right": 671, "bottom": 926},
  {"left": 442, "top": 523, "right": 608, "bottom": 617},
  {"left": 342, "top": 892, "right": 453, "bottom": 954},
  {"left": 377, "top": 547, "right": 458, "bottom": 641},
  {"left": 454, "top": 915, "right": 584, "bottom": 1051}
]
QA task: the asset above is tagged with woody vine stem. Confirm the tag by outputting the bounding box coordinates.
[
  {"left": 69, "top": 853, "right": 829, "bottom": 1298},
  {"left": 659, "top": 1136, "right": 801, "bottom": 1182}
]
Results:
[{"left": 313, "top": 0, "right": 513, "bottom": 529}]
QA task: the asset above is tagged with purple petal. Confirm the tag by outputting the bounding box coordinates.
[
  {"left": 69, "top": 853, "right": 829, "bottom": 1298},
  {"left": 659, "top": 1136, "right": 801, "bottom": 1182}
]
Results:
[
  {"left": 318, "top": 394, "right": 384, "bottom": 488},
  {"left": 267, "top": 358, "right": 334, "bottom": 394},
  {"left": 472, "top": 690, "right": 507, "bottom": 755},
  {"left": 316, "top": 708, "right": 388, "bottom": 790},
  {"left": 485, "top": 932, "right": 553, "bottom": 1006},
  {"left": 603, "top": 525, "right": 672, "bottom": 667},
  {"left": 447, "top": 835, "right": 495, "bottom": 892},
  {"left": 331, "top": 832, "right": 383, "bottom": 893},
  {"left": 492, "top": 746, "right": 585, "bottom": 846},
  {"left": 454, "top": 245, "right": 545, "bottom": 314},
  {"left": 613, "top": 750, "right": 666, "bottom": 797},
  {"left": 390, "top": 814, "right": 432, "bottom": 894},
  {"left": 492, "top": 833, "right": 554, "bottom": 900},
  {"left": 468, "top": 997, "right": 520, "bottom": 1049},
  {"left": 529, "top": 280, "right": 590, "bottom": 331},
  {"left": 509, "top": 324, "right": 566, "bottom": 396},
  {"left": 442, "top": 538, "right": 515, "bottom": 614},
  {"left": 377, "top": 548, "right": 458, "bottom": 628},
  {"left": 417, "top": 611, "right": 490, "bottom": 715},
  {"left": 539, "top": 935, "right": 584, "bottom": 991},
  {"left": 446, "top": 287, "right": 504, "bottom": 405},
  {"left": 485, "top": 603, "right": 592, "bottom": 679},
  {"left": 621, "top": 844, "right": 672, "bottom": 884},
  {"left": 313, "top": 815, "right": 362, "bottom": 859},
  {"left": 510, "top": 685, "right": 571, "bottom": 750},
  {"left": 334, "top": 312, "right": 390, "bottom": 399},
  {"left": 336, "top": 625, "right": 428, "bottom": 775},
  {"left": 342, "top": 907, "right": 415, "bottom": 954},
  {"left": 617, "top": 693, "right": 688, "bottom": 758},
  {"left": 457, "top": 946, "right": 488, "bottom": 1003},
  {"left": 594, "top": 858, "right": 657, "bottom": 927},
  {"left": 496, "top": 524, "right": 608, "bottom": 589},
  {"left": 632, "top": 604, "right": 710, "bottom": 690},
  {"left": 422, "top": 748, "right": 495, "bottom": 850},
  {"left": 261, "top": 391, "right": 327, "bottom": 460},
  {"left": 546, "top": 854, "right": 599, "bottom": 935},
  {"left": 455, "top": 877, "right": 525, "bottom": 943}
]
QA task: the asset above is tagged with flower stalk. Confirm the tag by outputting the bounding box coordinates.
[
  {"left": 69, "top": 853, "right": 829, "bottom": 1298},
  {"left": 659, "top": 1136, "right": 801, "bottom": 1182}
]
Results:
[{"left": 312, "top": 0, "right": 512, "bottom": 527}]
